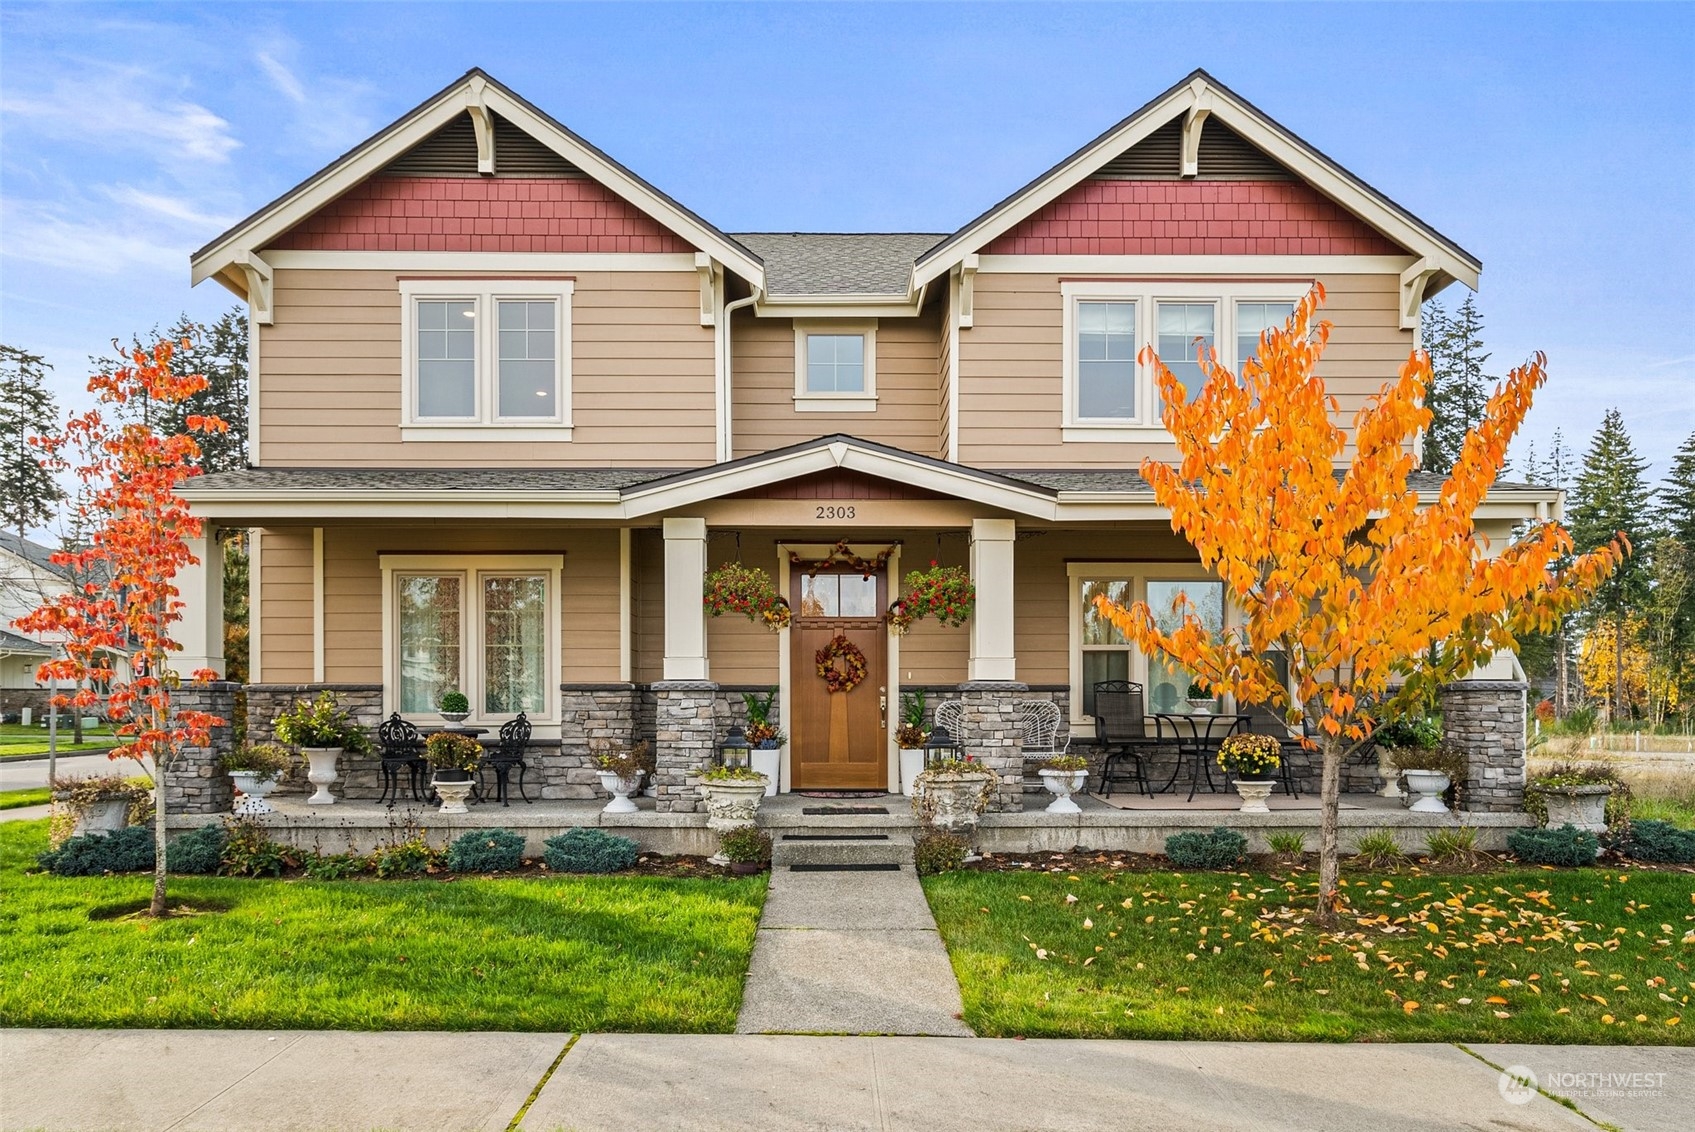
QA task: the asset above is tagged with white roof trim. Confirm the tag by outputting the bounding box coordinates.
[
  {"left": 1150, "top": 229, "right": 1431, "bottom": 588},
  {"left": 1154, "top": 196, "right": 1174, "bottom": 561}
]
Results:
[
  {"left": 190, "top": 70, "right": 766, "bottom": 294},
  {"left": 913, "top": 71, "right": 1480, "bottom": 296}
]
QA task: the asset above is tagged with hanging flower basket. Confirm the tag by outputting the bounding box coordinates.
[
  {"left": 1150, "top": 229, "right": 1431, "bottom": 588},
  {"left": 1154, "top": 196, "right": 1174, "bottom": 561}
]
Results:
[
  {"left": 703, "top": 563, "right": 788, "bottom": 632},
  {"left": 890, "top": 562, "right": 974, "bottom": 632},
  {"left": 815, "top": 634, "right": 868, "bottom": 694}
]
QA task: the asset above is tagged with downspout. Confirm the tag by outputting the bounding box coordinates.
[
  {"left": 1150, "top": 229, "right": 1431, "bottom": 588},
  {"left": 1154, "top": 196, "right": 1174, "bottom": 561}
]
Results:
[{"left": 719, "top": 288, "right": 762, "bottom": 463}]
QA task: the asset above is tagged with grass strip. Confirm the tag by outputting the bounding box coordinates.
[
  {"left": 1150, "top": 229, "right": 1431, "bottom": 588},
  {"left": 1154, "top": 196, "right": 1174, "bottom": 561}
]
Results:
[
  {"left": 1456, "top": 1043, "right": 1621, "bottom": 1131},
  {"left": 0, "top": 787, "right": 51, "bottom": 810},
  {"left": 507, "top": 1033, "right": 580, "bottom": 1132}
]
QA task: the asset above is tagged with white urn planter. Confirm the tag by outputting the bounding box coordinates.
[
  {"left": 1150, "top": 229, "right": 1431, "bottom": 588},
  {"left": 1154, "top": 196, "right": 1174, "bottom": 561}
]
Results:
[
  {"left": 229, "top": 771, "right": 279, "bottom": 816},
  {"left": 301, "top": 747, "right": 342, "bottom": 805},
  {"left": 915, "top": 774, "right": 993, "bottom": 835},
  {"left": 700, "top": 777, "right": 769, "bottom": 833},
  {"left": 1038, "top": 768, "right": 1088, "bottom": 814},
  {"left": 596, "top": 769, "right": 645, "bottom": 814},
  {"left": 1234, "top": 779, "right": 1275, "bottom": 814},
  {"left": 1534, "top": 784, "right": 1611, "bottom": 833},
  {"left": 72, "top": 797, "right": 130, "bottom": 837},
  {"left": 751, "top": 746, "right": 781, "bottom": 798},
  {"left": 1404, "top": 769, "right": 1452, "bottom": 814},
  {"left": 438, "top": 711, "right": 470, "bottom": 726},
  {"left": 432, "top": 773, "right": 475, "bottom": 814},
  {"left": 1376, "top": 746, "right": 1406, "bottom": 798},
  {"left": 898, "top": 748, "right": 924, "bottom": 796}
]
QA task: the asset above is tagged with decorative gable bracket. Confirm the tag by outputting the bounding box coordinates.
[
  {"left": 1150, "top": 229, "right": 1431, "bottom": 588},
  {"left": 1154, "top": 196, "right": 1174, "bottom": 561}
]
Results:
[
  {"left": 465, "top": 74, "right": 496, "bottom": 175},
  {"left": 1399, "top": 257, "right": 1441, "bottom": 332},
  {"left": 957, "top": 254, "right": 978, "bottom": 328},
  {"left": 1179, "top": 83, "right": 1213, "bottom": 178},
  {"left": 696, "top": 252, "right": 719, "bottom": 326},
  {"left": 234, "top": 251, "right": 274, "bottom": 326}
]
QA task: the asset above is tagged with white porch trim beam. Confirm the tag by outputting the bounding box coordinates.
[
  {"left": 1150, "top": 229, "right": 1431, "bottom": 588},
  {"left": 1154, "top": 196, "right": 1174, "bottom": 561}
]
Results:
[
  {"left": 662, "top": 517, "right": 709, "bottom": 681},
  {"left": 969, "top": 518, "right": 1017, "bottom": 682}
]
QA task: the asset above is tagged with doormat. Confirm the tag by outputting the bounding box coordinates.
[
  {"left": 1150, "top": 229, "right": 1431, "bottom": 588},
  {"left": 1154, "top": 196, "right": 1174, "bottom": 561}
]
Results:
[
  {"left": 801, "top": 806, "right": 891, "bottom": 815},
  {"left": 795, "top": 791, "right": 890, "bottom": 799}
]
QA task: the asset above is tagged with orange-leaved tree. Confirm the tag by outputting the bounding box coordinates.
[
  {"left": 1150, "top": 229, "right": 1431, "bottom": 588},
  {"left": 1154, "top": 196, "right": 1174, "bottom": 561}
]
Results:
[
  {"left": 1094, "top": 285, "right": 1623, "bottom": 924},
  {"left": 15, "top": 336, "right": 226, "bottom": 917}
]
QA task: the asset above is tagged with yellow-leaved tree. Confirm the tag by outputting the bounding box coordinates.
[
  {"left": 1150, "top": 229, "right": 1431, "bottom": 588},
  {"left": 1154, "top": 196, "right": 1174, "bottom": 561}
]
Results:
[{"left": 1095, "top": 285, "right": 1623, "bottom": 924}]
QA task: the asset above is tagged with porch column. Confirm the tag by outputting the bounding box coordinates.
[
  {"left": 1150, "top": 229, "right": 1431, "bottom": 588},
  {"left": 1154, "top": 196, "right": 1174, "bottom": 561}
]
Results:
[
  {"left": 969, "top": 517, "right": 1016, "bottom": 682},
  {"left": 1443, "top": 518, "right": 1529, "bottom": 813},
  {"left": 176, "top": 525, "right": 225, "bottom": 678},
  {"left": 662, "top": 517, "right": 709, "bottom": 680}
]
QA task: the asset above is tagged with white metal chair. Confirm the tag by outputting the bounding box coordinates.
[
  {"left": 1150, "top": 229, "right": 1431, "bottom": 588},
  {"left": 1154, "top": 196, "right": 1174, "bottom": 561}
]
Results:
[
  {"left": 933, "top": 699, "right": 966, "bottom": 744},
  {"left": 1016, "top": 699, "right": 1070, "bottom": 762}
]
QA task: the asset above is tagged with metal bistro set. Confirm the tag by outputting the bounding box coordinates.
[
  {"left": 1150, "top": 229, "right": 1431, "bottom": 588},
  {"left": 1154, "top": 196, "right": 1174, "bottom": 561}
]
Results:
[{"left": 374, "top": 712, "right": 535, "bottom": 807}]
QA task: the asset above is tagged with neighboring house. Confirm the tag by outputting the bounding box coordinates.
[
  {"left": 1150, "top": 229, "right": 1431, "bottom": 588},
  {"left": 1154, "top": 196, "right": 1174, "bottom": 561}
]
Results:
[
  {"left": 1, "top": 533, "right": 76, "bottom": 720},
  {"left": 178, "top": 68, "right": 1552, "bottom": 807}
]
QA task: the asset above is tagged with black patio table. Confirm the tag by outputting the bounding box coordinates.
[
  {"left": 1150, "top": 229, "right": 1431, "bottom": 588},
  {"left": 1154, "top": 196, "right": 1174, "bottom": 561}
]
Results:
[
  {"left": 1153, "top": 713, "right": 1251, "bottom": 802},
  {"left": 416, "top": 726, "right": 490, "bottom": 803}
]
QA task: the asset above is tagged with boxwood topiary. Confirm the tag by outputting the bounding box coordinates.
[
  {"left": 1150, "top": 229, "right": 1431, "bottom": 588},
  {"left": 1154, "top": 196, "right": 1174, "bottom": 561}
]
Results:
[
  {"left": 167, "top": 824, "right": 227, "bottom": 875},
  {"left": 1164, "top": 827, "right": 1247, "bottom": 869},
  {"left": 1507, "top": 823, "right": 1599, "bottom": 867},
  {"left": 544, "top": 827, "right": 638, "bottom": 874},
  {"left": 37, "top": 826, "right": 156, "bottom": 876},
  {"left": 1623, "top": 819, "right": 1695, "bottom": 864},
  {"left": 446, "top": 828, "right": 527, "bottom": 873}
]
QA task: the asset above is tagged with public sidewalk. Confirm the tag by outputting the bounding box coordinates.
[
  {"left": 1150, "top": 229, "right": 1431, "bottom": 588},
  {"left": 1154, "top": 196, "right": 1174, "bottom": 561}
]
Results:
[{"left": 4, "top": 1029, "right": 1689, "bottom": 1132}]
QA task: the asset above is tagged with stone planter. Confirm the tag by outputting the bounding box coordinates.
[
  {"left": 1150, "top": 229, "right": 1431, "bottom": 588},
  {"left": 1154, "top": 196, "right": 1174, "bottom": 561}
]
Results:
[
  {"left": 1376, "top": 746, "right": 1407, "bottom": 798},
  {"left": 751, "top": 746, "right": 781, "bottom": 797},
  {"left": 700, "top": 778, "right": 769, "bottom": 833},
  {"left": 1038, "top": 768, "right": 1088, "bottom": 814},
  {"left": 898, "top": 748, "right": 924, "bottom": 796},
  {"left": 432, "top": 771, "right": 475, "bottom": 815},
  {"left": 1533, "top": 784, "right": 1611, "bottom": 833},
  {"left": 1234, "top": 779, "right": 1275, "bottom": 814},
  {"left": 438, "top": 711, "right": 470, "bottom": 725},
  {"left": 229, "top": 771, "right": 279, "bottom": 816},
  {"left": 1404, "top": 769, "right": 1451, "bottom": 814},
  {"left": 71, "top": 797, "right": 130, "bottom": 837},
  {"left": 915, "top": 773, "right": 994, "bottom": 835},
  {"left": 596, "top": 769, "right": 645, "bottom": 815},
  {"left": 301, "top": 747, "right": 342, "bottom": 805}
]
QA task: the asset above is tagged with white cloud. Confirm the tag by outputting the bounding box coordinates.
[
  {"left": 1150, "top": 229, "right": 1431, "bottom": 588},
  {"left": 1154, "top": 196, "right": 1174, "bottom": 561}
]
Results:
[
  {"left": 101, "top": 185, "right": 236, "bottom": 231},
  {"left": 0, "top": 201, "right": 184, "bottom": 276},
  {"left": 256, "top": 50, "right": 307, "bottom": 105},
  {"left": 249, "top": 35, "right": 377, "bottom": 156},
  {"left": 1, "top": 71, "right": 240, "bottom": 165}
]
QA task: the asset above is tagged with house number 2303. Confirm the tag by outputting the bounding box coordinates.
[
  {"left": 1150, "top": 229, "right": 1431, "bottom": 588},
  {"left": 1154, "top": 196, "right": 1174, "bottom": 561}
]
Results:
[{"left": 815, "top": 505, "right": 856, "bottom": 520}]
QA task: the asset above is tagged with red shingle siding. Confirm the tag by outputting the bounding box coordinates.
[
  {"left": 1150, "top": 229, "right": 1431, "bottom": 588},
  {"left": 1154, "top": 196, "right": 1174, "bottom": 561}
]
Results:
[
  {"left": 273, "top": 177, "right": 693, "bottom": 253},
  {"left": 982, "top": 179, "right": 1406, "bottom": 256}
]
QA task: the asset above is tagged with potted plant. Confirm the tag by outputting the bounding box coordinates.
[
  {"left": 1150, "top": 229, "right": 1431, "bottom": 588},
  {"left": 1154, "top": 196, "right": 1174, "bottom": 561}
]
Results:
[
  {"left": 1185, "top": 680, "right": 1215, "bottom": 714},
  {"left": 716, "top": 825, "right": 772, "bottom": 874},
  {"left": 1373, "top": 715, "right": 1441, "bottom": 800},
  {"left": 273, "top": 691, "right": 372, "bottom": 806},
  {"left": 1216, "top": 733, "right": 1282, "bottom": 814},
  {"left": 912, "top": 756, "right": 995, "bottom": 835},
  {"left": 896, "top": 690, "right": 930, "bottom": 796},
  {"left": 703, "top": 563, "right": 790, "bottom": 632},
  {"left": 1528, "top": 766, "right": 1617, "bottom": 833},
  {"left": 889, "top": 561, "right": 974, "bottom": 634},
  {"left": 424, "top": 731, "right": 483, "bottom": 814},
  {"left": 593, "top": 740, "right": 650, "bottom": 815},
  {"left": 50, "top": 774, "right": 150, "bottom": 840},
  {"left": 699, "top": 765, "right": 770, "bottom": 832},
  {"left": 742, "top": 687, "right": 784, "bottom": 797},
  {"left": 437, "top": 690, "right": 470, "bottom": 725},
  {"left": 220, "top": 742, "right": 293, "bottom": 816},
  {"left": 1392, "top": 746, "right": 1465, "bottom": 814},
  {"left": 1036, "top": 753, "right": 1090, "bottom": 814}
]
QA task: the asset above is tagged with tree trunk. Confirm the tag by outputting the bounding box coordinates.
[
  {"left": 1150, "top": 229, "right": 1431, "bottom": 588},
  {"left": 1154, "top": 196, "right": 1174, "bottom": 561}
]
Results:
[
  {"left": 1613, "top": 608, "right": 1627, "bottom": 720},
  {"left": 1554, "top": 621, "right": 1569, "bottom": 716},
  {"left": 1314, "top": 736, "right": 1344, "bottom": 928},
  {"left": 150, "top": 767, "right": 168, "bottom": 917},
  {"left": 72, "top": 679, "right": 84, "bottom": 745}
]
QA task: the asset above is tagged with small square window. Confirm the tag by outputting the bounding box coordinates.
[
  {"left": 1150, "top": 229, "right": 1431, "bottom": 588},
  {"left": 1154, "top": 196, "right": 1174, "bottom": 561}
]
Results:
[{"left": 806, "top": 334, "right": 866, "bottom": 393}]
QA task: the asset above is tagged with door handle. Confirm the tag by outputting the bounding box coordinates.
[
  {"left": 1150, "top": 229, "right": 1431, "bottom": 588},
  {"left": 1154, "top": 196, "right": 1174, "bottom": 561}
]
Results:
[{"left": 879, "top": 687, "right": 887, "bottom": 728}]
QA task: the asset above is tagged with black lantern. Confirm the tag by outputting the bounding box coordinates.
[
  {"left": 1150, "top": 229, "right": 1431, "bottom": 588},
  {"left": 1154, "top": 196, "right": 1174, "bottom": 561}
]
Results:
[
  {"left": 923, "top": 725, "right": 960, "bottom": 768},
  {"left": 718, "top": 724, "right": 752, "bottom": 771}
]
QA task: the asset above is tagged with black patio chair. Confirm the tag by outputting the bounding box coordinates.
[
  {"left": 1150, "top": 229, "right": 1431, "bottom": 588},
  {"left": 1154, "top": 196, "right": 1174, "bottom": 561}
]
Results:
[
  {"left": 376, "top": 713, "right": 428, "bottom": 805},
  {"left": 1155, "top": 712, "right": 1249, "bottom": 801},
  {"left": 478, "top": 712, "right": 533, "bottom": 806},
  {"left": 1093, "top": 681, "right": 1159, "bottom": 798}
]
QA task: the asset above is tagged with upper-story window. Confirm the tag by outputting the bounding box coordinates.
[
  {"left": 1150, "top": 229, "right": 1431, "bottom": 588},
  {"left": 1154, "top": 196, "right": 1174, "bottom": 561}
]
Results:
[
  {"left": 1061, "top": 282, "right": 1308, "bottom": 440},
  {"left": 400, "top": 278, "right": 573, "bottom": 439},
  {"left": 794, "top": 319, "right": 877, "bottom": 412}
]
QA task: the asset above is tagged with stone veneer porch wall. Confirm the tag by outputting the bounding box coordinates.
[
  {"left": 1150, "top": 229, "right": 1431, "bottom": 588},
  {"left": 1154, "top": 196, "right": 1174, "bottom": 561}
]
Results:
[
  {"left": 1442, "top": 679, "right": 1529, "bottom": 814},
  {"left": 163, "top": 681, "right": 241, "bottom": 815},
  {"left": 245, "top": 684, "right": 384, "bottom": 798}
]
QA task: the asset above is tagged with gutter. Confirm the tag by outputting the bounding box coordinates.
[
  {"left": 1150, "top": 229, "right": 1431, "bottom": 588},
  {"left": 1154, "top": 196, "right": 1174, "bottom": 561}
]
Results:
[{"left": 718, "top": 288, "right": 762, "bottom": 463}]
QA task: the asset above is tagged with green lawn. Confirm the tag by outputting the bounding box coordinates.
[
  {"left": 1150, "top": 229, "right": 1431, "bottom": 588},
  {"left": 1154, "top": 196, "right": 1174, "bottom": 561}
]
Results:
[
  {"left": 0, "top": 819, "right": 766, "bottom": 1032},
  {"left": 0, "top": 787, "right": 51, "bottom": 810},
  {"left": 925, "top": 865, "right": 1694, "bottom": 1044},
  {"left": 0, "top": 722, "right": 120, "bottom": 758}
]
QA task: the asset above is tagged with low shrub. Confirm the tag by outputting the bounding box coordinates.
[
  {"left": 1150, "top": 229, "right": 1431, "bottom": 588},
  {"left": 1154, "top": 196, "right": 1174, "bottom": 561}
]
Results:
[
  {"left": 718, "top": 825, "right": 772, "bottom": 865},
  {"left": 544, "top": 828, "right": 638, "bottom": 874},
  {"left": 372, "top": 834, "right": 437, "bottom": 878},
  {"left": 1508, "top": 823, "right": 1599, "bottom": 867},
  {"left": 302, "top": 851, "right": 366, "bottom": 880},
  {"left": 167, "top": 824, "right": 227, "bottom": 875},
  {"left": 1423, "top": 826, "right": 1480, "bottom": 864},
  {"left": 221, "top": 818, "right": 295, "bottom": 877},
  {"left": 1164, "top": 827, "right": 1246, "bottom": 870},
  {"left": 1266, "top": 831, "right": 1306, "bottom": 858},
  {"left": 1622, "top": 819, "right": 1695, "bottom": 864},
  {"left": 446, "top": 828, "right": 527, "bottom": 873},
  {"left": 37, "top": 826, "right": 155, "bottom": 876},
  {"left": 1353, "top": 829, "right": 1405, "bottom": 868},
  {"left": 914, "top": 831, "right": 969, "bottom": 876}
]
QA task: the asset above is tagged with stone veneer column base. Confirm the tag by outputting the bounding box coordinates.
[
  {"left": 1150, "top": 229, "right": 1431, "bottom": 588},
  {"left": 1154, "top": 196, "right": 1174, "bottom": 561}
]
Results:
[
  {"left": 165, "top": 681, "right": 241, "bottom": 815},
  {"left": 653, "top": 680, "right": 719, "bottom": 813},
  {"left": 1441, "top": 679, "right": 1529, "bottom": 814},
  {"left": 556, "top": 684, "right": 638, "bottom": 800},
  {"left": 955, "top": 681, "right": 1028, "bottom": 813}
]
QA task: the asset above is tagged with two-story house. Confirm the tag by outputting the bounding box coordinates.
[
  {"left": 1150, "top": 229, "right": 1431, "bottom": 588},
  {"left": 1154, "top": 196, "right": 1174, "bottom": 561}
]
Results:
[{"left": 178, "top": 69, "right": 1550, "bottom": 811}]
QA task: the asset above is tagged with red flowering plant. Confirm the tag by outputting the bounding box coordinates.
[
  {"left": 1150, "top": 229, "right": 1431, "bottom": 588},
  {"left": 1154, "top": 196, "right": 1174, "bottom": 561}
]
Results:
[
  {"left": 891, "top": 562, "right": 975, "bottom": 633},
  {"left": 703, "top": 563, "right": 790, "bottom": 631}
]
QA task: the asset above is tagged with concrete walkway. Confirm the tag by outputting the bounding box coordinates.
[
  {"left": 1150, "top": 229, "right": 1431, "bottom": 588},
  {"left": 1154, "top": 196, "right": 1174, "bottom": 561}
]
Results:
[
  {"left": 735, "top": 867, "right": 973, "bottom": 1036},
  {"left": 7, "top": 1029, "right": 1688, "bottom": 1131}
]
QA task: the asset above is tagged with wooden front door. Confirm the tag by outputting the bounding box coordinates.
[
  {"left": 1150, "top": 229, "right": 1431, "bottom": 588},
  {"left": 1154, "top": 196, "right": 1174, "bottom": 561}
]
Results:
[{"left": 790, "top": 569, "right": 887, "bottom": 790}]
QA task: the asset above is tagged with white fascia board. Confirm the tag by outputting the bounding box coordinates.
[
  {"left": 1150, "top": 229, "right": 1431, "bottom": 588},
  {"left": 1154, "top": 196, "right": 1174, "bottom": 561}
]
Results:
[
  {"left": 976, "top": 254, "right": 1419, "bottom": 276},
  {"left": 620, "top": 449, "right": 842, "bottom": 516},
  {"left": 754, "top": 295, "right": 922, "bottom": 319},
  {"left": 835, "top": 449, "right": 1057, "bottom": 520},
  {"left": 263, "top": 250, "right": 698, "bottom": 272},
  {"left": 178, "top": 490, "right": 625, "bottom": 523}
]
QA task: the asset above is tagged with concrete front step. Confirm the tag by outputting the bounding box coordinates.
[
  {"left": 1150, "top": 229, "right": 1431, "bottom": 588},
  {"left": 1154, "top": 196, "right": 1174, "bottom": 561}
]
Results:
[{"left": 772, "top": 830, "right": 916, "bottom": 867}]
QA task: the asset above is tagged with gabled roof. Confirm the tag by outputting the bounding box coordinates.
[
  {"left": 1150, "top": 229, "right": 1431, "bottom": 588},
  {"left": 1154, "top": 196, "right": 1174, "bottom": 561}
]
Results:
[
  {"left": 0, "top": 531, "right": 70, "bottom": 581},
  {"left": 913, "top": 69, "right": 1480, "bottom": 296},
  {"left": 191, "top": 68, "right": 766, "bottom": 296},
  {"left": 734, "top": 233, "right": 947, "bottom": 297},
  {"left": 0, "top": 627, "right": 53, "bottom": 657}
]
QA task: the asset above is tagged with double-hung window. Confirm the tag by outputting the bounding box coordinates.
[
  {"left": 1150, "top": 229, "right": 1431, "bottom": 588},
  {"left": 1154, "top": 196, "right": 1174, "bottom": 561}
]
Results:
[
  {"left": 401, "top": 279, "right": 572, "bottom": 439},
  {"left": 794, "top": 320, "right": 877, "bottom": 411},
  {"left": 383, "top": 555, "right": 563, "bottom": 726}
]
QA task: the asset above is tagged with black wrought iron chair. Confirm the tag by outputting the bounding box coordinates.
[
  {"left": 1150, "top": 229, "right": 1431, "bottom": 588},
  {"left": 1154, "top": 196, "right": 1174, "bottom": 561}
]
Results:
[
  {"left": 1155, "top": 712, "right": 1249, "bottom": 801},
  {"left": 376, "top": 713, "right": 428, "bottom": 805},
  {"left": 1094, "top": 681, "right": 1159, "bottom": 798},
  {"left": 478, "top": 712, "right": 533, "bottom": 806}
]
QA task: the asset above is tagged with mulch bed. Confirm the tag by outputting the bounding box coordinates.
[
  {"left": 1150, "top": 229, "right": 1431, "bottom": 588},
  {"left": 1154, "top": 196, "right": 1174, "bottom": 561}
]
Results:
[{"left": 963, "top": 847, "right": 1694, "bottom": 877}]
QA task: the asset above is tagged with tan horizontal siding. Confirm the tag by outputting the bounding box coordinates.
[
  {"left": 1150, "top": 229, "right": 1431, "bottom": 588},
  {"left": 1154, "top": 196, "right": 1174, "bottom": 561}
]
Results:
[
  {"left": 259, "top": 267, "right": 715, "bottom": 466},
  {"left": 257, "top": 528, "right": 314, "bottom": 683},
  {"left": 630, "top": 529, "right": 664, "bottom": 685}
]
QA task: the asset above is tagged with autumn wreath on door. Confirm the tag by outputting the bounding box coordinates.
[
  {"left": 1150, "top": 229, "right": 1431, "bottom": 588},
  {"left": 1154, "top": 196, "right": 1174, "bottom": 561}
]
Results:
[{"left": 815, "top": 634, "right": 869, "bottom": 694}]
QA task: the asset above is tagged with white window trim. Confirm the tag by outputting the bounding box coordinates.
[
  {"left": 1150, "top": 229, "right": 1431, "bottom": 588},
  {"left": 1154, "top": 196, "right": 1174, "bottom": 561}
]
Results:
[
  {"left": 399, "top": 278, "right": 574, "bottom": 437},
  {"left": 793, "top": 319, "right": 877, "bottom": 412},
  {"left": 380, "top": 553, "right": 564, "bottom": 728},
  {"left": 1060, "top": 280, "right": 1311, "bottom": 440}
]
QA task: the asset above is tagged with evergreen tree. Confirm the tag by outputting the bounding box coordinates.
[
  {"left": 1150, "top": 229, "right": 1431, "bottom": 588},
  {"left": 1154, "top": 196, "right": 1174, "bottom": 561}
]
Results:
[
  {"left": 0, "top": 345, "right": 67, "bottom": 537},
  {"left": 1517, "top": 429, "right": 1579, "bottom": 710},
  {"left": 95, "top": 308, "right": 249, "bottom": 473},
  {"left": 1568, "top": 409, "right": 1654, "bottom": 717},
  {"left": 1652, "top": 431, "right": 1695, "bottom": 716},
  {"left": 1659, "top": 431, "right": 1695, "bottom": 553},
  {"left": 1419, "top": 293, "right": 1492, "bottom": 471}
]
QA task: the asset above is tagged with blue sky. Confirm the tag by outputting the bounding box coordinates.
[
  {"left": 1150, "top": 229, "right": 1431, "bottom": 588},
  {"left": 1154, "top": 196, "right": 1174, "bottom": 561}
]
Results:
[{"left": 2, "top": 1, "right": 1690, "bottom": 480}]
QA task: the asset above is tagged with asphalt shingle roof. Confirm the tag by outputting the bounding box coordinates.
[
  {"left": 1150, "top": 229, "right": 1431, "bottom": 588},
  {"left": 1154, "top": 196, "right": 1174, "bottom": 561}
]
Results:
[
  {"left": 732, "top": 233, "right": 946, "bottom": 296},
  {"left": 184, "top": 467, "right": 678, "bottom": 493},
  {"left": 0, "top": 531, "right": 71, "bottom": 580},
  {"left": 0, "top": 628, "right": 52, "bottom": 655}
]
